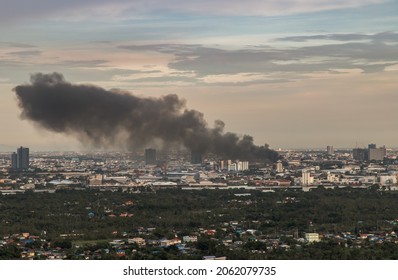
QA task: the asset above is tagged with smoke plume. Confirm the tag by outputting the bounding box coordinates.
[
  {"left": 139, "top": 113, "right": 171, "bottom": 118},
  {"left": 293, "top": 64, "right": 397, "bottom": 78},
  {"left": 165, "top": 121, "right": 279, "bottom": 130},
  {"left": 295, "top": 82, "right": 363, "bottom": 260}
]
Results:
[{"left": 14, "top": 72, "right": 278, "bottom": 162}]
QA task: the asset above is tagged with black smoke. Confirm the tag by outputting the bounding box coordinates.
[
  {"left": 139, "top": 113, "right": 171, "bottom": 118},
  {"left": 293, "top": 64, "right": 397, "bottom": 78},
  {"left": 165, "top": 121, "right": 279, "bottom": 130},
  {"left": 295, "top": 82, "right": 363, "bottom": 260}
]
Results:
[{"left": 14, "top": 72, "right": 279, "bottom": 162}]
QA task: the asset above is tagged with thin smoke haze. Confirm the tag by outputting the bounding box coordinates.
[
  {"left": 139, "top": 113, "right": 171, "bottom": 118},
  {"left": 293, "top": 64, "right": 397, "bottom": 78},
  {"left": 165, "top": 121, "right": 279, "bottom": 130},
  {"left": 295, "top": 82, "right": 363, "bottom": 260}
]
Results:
[{"left": 14, "top": 72, "right": 278, "bottom": 161}]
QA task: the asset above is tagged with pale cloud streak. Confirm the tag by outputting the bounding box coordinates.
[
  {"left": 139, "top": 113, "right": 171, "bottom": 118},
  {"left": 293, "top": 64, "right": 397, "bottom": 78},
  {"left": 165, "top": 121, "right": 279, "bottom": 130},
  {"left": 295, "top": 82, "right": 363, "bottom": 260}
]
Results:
[
  {"left": 276, "top": 31, "right": 398, "bottom": 42},
  {"left": 6, "top": 50, "right": 42, "bottom": 57}
]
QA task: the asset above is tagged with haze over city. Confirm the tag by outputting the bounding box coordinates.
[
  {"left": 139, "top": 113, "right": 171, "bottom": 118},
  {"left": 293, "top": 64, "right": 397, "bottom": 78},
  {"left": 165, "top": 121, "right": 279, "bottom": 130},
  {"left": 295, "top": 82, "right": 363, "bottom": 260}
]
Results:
[{"left": 0, "top": 0, "right": 397, "bottom": 151}]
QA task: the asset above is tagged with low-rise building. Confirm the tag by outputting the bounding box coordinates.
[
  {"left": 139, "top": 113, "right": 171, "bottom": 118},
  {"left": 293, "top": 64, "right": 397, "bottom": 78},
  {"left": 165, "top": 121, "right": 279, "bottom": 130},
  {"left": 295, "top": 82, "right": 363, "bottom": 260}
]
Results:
[{"left": 305, "top": 232, "right": 320, "bottom": 243}]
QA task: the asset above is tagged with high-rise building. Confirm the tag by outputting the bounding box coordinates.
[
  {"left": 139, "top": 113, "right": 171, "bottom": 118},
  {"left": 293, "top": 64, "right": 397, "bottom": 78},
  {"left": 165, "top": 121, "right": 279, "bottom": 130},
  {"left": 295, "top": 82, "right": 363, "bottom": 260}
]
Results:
[
  {"left": 353, "top": 144, "right": 386, "bottom": 162},
  {"left": 11, "top": 146, "right": 29, "bottom": 171},
  {"left": 191, "top": 151, "right": 202, "bottom": 164},
  {"left": 239, "top": 161, "right": 249, "bottom": 171},
  {"left": 11, "top": 152, "right": 17, "bottom": 171},
  {"left": 327, "top": 145, "right": 334, "bottom": 155},
  {"left": 17, "top": 146, "right": 29, "bottom": 171},
  {"left": 368, "top": 145, "right": 386, "bottom": 161},
  {"left": 276, "top": 160, "right": 283, "bottom": 173},
  {"left": 227, "top": 162, "right": 237, "bottom": 172},
  {"left": 353, "top": 148, "right": 368, "bottom": 161},
  {"left": 302, "top": 169, "right": 314, "bottom": 185},
  {"left": 224, "top": 159, "right": 250, "bottom": 172},
  {"left": 144, "top": 148, "right": 157, "bottom": 165}
]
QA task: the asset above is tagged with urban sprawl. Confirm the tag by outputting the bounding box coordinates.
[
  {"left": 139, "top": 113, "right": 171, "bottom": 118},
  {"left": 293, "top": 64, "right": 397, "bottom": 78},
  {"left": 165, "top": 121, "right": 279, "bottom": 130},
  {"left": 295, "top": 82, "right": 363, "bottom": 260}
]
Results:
[{"left": 1, "top": 144, "right": 398, "bottom": 260}]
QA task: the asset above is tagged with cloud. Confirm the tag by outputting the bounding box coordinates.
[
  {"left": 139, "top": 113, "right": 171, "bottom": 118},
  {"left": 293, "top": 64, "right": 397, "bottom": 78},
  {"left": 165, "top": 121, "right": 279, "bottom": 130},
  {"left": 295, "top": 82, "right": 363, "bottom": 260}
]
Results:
[
  {"left": 117, "top": 33, "right": 398, "bottom": 86},
  {"left": 277, "top": 31, "right": 398, "bottom": 42},
  {"left": 3, "top": 32, "right": 396, "bottom": 89},
  {"left": 0, "top": 0, "right": 387, "bottom": 23},
  {"left": 294, "top": 41, "right": 398, "bottom": 62},
  {"left": 198, "top": 73, "right": 293, "bottom": 86},
  {"left": 6, "top": 50, "right": 42, "bottom": 57},
  {"left": 60, "top": 60, "right": 109, "bottom": 67},
  {"left": 119, "top": 44, "right": 202, "bottom": 55},
  {"left": 111, "top": 72, "right": 197, "bottom": 87},
  {"left": 0, "top": 42, "right": 37, "bottom": 48}
]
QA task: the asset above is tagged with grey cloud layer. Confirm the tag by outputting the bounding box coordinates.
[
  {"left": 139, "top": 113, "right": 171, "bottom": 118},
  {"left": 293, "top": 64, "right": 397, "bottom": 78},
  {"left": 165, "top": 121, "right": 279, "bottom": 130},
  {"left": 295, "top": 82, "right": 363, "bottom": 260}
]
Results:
[
  {"left": 118, "top": 32, "right": 398, "bottom": 84},
  {"left": 4, "top": 31, "right": 395, "bottom": 88}
]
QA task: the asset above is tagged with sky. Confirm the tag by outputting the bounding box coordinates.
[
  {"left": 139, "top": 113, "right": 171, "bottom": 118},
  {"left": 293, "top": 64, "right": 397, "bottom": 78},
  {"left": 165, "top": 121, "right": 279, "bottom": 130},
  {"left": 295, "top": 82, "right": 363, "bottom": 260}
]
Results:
[{"left": 0, "top": 0, "right": 397, "bottom": 151}]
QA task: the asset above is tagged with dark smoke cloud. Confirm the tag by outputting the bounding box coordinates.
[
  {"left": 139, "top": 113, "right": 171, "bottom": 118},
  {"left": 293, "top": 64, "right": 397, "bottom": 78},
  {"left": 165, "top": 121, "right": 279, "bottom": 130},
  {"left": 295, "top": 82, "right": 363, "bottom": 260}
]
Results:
[{"left": 14, "top": 72, "right": 278, "bottom": 162}]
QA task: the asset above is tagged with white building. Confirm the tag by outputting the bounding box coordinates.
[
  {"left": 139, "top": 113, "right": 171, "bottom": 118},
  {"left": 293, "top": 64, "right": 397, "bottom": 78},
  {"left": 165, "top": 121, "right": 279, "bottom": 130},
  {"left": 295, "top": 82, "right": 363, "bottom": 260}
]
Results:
[
  {"left": 305, "top": 233, "right": 320, "bottom": 242},
  {"left": 302, "top": 169, "right": 314, "bottom": 185},
  {"left": 380, "top": 175, "right": 397, "bottom": 186},
  {"left": 227, "top": 160, "right": 249, "bottom": 172},
  {"left": 276, "top": 160, "right": 283, "bottom": 173}
]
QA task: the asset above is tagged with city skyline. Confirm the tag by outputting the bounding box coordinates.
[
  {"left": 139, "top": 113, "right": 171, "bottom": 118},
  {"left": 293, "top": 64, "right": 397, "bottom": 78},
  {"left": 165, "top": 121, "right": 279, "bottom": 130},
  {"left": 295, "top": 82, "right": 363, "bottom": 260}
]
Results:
[{"left": 0, "top": 1, "right": 397, "bottom": 151}]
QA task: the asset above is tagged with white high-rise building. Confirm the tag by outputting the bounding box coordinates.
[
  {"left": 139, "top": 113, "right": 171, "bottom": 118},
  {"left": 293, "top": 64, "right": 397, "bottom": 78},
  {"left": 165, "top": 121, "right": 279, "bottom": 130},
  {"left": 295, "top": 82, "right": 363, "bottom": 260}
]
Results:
[
  {"left": 276, "top": 160, "right": 283, "bottom": 173},
  {"left": 228, "top": 162, "right": 237, "bottom": 172},
  {"left": 227, "top": 160, "right": 249, "bottom": 172},
  {"left": 302, "top": 169, "right": 314, "bottom": 185},
  {"left": 237, "top": 161, "right": 249, "bottom": 171}
]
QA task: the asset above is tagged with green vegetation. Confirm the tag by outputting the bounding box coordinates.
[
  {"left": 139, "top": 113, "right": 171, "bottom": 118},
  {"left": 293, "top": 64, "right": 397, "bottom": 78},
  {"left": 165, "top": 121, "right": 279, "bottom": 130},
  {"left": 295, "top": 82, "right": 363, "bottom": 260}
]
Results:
[
  {"left": 1, "top": 187, "right": 398, "bottom": 259},
  {"left": 1, "top": 188, "right": 398, "bottom": 237}
]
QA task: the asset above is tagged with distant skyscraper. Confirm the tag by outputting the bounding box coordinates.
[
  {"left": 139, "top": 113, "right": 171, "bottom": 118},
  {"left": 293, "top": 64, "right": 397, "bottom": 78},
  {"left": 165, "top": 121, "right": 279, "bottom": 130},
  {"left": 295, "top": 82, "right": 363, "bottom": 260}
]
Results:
[
  {"left": 17, "top": 146, "right": 29, "bottom": 171},
  {"left": 11, "top": 146, "right": 29, "bottom": 171},
  {"left": 191, "top": 151, "right": 202, "bottom": 164},
  {"left": 327, "top": 145, "right": 334, "bottom": 155},
  {"left": 11, "top": 152, "right": 17, "bottom": 171},
  {"left": 144, "top": 148, "right": 157, "bottom": 165}
]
